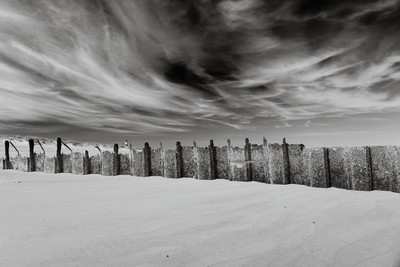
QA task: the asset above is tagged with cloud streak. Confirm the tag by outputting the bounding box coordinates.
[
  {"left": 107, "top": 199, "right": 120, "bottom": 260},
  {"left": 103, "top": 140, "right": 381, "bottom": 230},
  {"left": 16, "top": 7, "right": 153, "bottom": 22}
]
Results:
[{"left": 1, "top": 0, "right": 400, "bottom": 141}]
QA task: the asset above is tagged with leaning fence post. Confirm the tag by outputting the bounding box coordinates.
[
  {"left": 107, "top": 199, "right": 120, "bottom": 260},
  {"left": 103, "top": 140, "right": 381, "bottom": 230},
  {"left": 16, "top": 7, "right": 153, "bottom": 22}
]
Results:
[
  {"left": 209, "top": 140, "right": 217, "bottom": 180},
  {"left": 245, "top": 138, "right": 253, "bottom": 182},
  {"left": 323, "top": 147, "right": 331, "bottom": 188},
  {"left": 29, "top": 139, "right": 36, "bottom": 172},
  {"left": 9, "top": 141, "right": 20, "bottom": 156},
  {"left": 113, "top": 144, "right": 120, "bottom": 176},
  {"left": 144, "top": 142, "right": 152, "bottom": 177},
  {"left": 176, "top": 141, "right": 184, "bottom": 178},
  {"left": 282, "top": 138, "right": 291, "bottom": 184}
]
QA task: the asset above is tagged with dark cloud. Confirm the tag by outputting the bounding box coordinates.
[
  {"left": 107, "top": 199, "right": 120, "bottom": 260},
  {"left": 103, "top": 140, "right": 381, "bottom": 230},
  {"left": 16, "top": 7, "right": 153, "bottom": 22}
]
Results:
[{"left": 1, "top": 0, "right": 400, "bottom": 143}]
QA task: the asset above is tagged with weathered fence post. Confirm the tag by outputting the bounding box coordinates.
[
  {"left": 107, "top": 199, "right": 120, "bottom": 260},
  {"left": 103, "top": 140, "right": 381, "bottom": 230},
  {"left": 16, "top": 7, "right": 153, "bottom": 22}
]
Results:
[
  {"left": 37, "top": 139, "right": 46, "bottom": 171},
  {"left": 282, "top": 138, "right": 291, "bottom": 184},
  {"left": 83, "top": 150, "right": 90, "bottom": 175},
  {"left": 245, "top": 138, "right": 253, "bottom": 182},
  {"left": 227, "top": 139, "right": 232, "bottom": 180},
  {"left": 366, "top": 146, "right": 374, "bottom": 190},
  {"left": 176, "top": 141, "right": 184, "bottom": 178},
  {"left": 209, "top": 140, "right": 217, "bottom": 180},
  {"left": 4, "top": 140, "right": 10, "bottom": 169},
  {"left": 262, "top": 137, "right": 269, "bottom": 183},
  {"left": 144, "top": 142, "right": 152, "bottom": 177},
  {"left": 127, "top": 143, "right": 134, "bottom": 175},
  {"left": 323, "top": 147, "right": 331, "bottom": 188},
  {"left": 29, "top": 139, "right": 36, "bottom": 172},
  {"left": 113, "top": 144, "right": 120, "bottom": 176},
  {"left": 263, "top": 137, "right": 267, "bottom": 146},
  {"left": 95, "top": 145, "right": 102, "bottom": 175},
  {"left": 193, "top": 141, "right": 198, "bottom": 179},
  {"left": 56, "top": 137, "right": 63, "bottom": 173},
  {"left": 160, "top": 142, "right": 165, "bottom": 177}
]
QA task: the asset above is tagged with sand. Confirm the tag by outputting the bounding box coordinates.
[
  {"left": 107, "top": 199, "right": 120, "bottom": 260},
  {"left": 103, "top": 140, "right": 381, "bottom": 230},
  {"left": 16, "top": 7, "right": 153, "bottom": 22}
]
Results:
[{"left": 1, "top": 170, "right": 400, "bottom": 266}]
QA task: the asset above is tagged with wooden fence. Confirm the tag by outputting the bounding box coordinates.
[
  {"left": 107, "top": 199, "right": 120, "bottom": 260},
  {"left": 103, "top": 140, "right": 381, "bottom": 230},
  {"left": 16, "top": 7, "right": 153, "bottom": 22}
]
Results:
[{"left": 2, "top": 137, "right": 400, "bottom": 193}]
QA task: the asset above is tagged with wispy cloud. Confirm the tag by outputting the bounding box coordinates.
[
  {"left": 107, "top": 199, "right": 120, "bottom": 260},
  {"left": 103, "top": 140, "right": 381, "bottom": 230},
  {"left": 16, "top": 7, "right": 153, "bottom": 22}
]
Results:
[
  {"left": 0, "top": 0, "right": 400, "bottom": 140},
  {"left": 304, "top": 120, "right": 329, "bottom": 128},
  {"left": 275, "top": 121, "right": 292, "bottom": 129}
]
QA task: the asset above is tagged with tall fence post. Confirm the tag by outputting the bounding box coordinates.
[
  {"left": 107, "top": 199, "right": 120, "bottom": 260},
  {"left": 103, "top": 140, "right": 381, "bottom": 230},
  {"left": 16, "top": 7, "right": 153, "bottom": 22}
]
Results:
[
  {"left": 83, "top": 150, "right": 90, "bottom": 175},
  {"left": 227, "top": 139, "right": 232, "bottom": 180},
  {"left": 193, "top": 141, "right": 198, "bottom": 179},
  {"left": 262, "top": 137, "right": 269, "bottom": 183},
  {"left": 209, "top": 140, "right": 217, "bottom": 180},
  {"left": 4, "top": 141, "right": 10, "bottom": 169},
  {"left": 366, "top": 146, "right": 374, "bottom": 190},
  {"left": 245, "top": 138, "right": 253, "bottom": 182},
  {"left": 176, "top": 141, "right": 184, "bottom": 178},
  {"left": 144, "top": 142, "right": 152, "bottom": 177},
  {"left": 113, "top": 144, "right": 120, "bottom": 176},
  {"left": 282, "top": 138, "right": 291, "bottom": 184},
  {"left": 37, "top": 139, "right": 46, "bottom": 171},
  {"left": 56, "top": 137, "right": 63, "bottom": 173},
  {"left": 160, "top": 142, "right": 165, "bottom": 177},
  {"left": 323, "top": 147, "right": 331, "bottom": 188},
  {"left": 29, "top": 139, "right": 36, "bottom": 172}
]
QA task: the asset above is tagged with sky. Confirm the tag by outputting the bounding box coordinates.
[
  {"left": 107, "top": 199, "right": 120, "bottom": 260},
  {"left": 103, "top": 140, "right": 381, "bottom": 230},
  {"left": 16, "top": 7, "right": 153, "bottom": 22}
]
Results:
[{"left": 1, "top": 0, "right": 400, "bottom": 148}]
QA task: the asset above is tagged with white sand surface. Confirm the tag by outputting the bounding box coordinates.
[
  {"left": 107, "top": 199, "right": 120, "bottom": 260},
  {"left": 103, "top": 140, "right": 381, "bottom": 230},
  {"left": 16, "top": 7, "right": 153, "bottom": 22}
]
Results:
[{"left": 1, "top": 170, "right": 400, "bottom": 267}]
